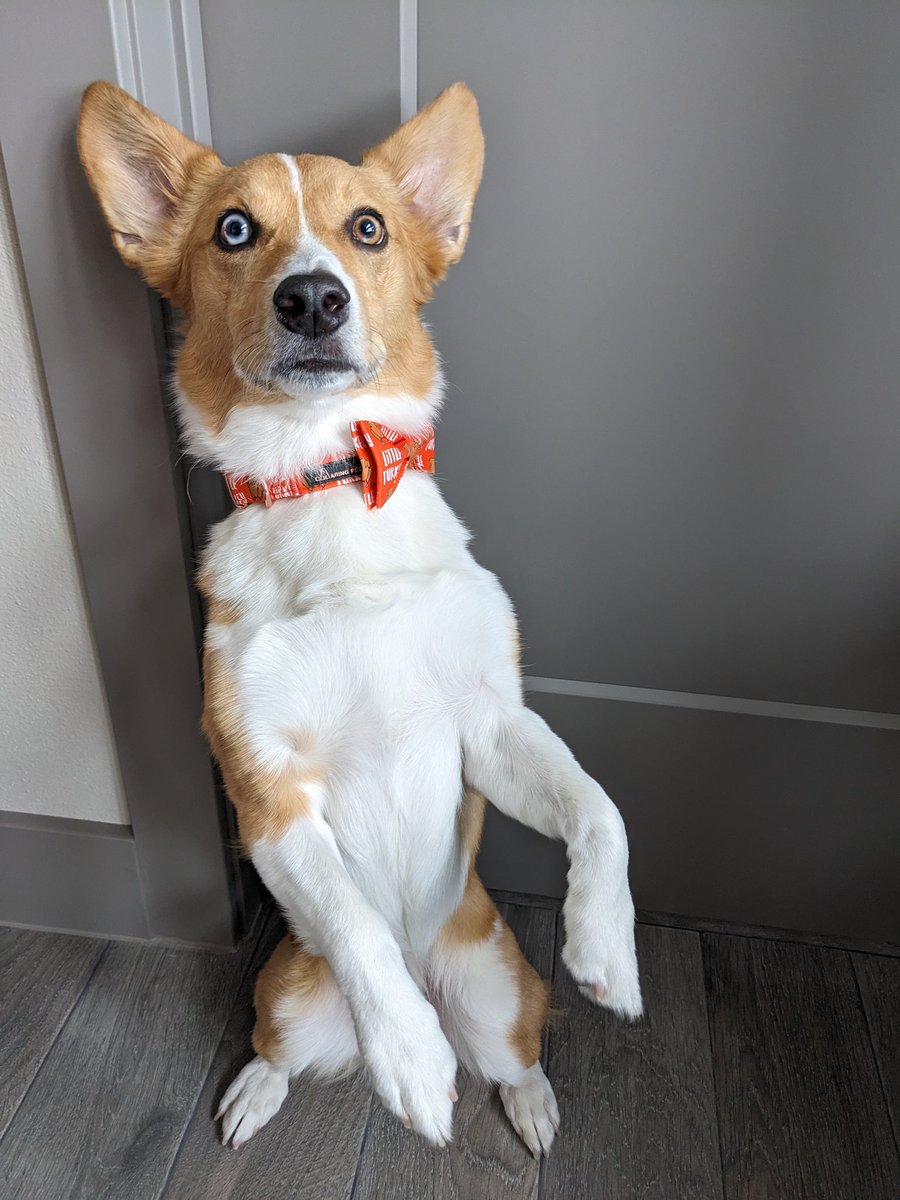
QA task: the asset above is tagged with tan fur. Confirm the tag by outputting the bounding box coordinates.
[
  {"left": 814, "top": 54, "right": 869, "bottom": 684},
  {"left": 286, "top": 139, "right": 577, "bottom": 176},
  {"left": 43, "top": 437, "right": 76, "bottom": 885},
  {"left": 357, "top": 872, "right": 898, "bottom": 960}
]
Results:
[
  {"left": 77, "top": 78, "right": 570, "bottom": 1152},
  {"left": 174, "top": 150, "right": 443, "bottom": 435},
  {"left": 202, "top": 646, "right": 320, "bottom": 847},
  {"left": 457, "top": 785, "right": 487, "bottom": 862},
  {"left": 79, "top": 73, "right": 547, "bottom": 1088},
  {"left": 252, "top": 933, "right": 330, "bottom": 1064},
  {"left": 77, "top": 80, "right": 483, "bottom": 441},
  {"left": 77, "top": 82, "right": 223, "bottom": 302},
  {"left": 497, "top": 916, "right": 550, "bottom": 1067},
  {"left": 363, "top": 83, "right": 484, "bottom": 281},
  {"left": 440, "top": 786, "right": 494, "bottom": 946},
  {"left": 510, "top": 621, "right": 523, "bottom": 677},
  {"left": 438, "top": 828, "right": 550, "bottom": 1068},
  {"left": 203, "top": 594, "right": 242, "bottom": 626},
  {"left": 439, "top": 866, "right": 497, "bottom": 949}
]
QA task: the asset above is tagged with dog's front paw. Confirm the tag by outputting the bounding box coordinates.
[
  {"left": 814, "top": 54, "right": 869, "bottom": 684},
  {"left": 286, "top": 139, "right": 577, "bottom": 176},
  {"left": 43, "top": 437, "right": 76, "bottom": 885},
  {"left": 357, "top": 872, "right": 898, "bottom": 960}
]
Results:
[
  {"left": 358, "top": 999, "right": 458, "bottom": 1146},
  {"left": 562, "top": 892, "right": 643, "bottom": 1020}
]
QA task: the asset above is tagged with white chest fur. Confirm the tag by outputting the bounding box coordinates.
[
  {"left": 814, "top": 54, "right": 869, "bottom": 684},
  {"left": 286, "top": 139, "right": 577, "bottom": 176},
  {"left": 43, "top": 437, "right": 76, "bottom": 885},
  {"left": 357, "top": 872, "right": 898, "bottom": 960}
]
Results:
[{"left": 202, "top": 469, "right": 520, "bottom": 953}]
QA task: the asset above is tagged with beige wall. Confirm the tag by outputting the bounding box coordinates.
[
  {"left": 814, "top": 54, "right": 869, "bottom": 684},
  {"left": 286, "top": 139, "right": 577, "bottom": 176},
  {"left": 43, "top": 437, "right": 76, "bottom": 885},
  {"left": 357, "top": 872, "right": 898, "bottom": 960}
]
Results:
[{"left": 0, "top": 148, "right": 128, "bottom": 825}]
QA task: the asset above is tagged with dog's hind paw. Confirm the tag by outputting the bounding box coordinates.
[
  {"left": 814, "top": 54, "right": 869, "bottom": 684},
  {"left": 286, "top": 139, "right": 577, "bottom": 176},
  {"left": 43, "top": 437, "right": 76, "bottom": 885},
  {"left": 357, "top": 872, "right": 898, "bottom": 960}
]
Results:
[
  {"left": 216, "top": 1056, "right": 290, "bottom": 1148},
  {"left": 500, "top": 1063, "right": 560, "bottom": 1157}
]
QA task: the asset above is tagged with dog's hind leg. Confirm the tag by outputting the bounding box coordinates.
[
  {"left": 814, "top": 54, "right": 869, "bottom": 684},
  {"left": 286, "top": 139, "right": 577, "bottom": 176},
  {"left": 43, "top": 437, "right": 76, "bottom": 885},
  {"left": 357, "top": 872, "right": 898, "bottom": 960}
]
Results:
[
  {"left": 428, "top": 872, "right": 559, "bottom": 1157},
  {"left": 217, "top": 933, "right": 359, "bottom": 1147}
]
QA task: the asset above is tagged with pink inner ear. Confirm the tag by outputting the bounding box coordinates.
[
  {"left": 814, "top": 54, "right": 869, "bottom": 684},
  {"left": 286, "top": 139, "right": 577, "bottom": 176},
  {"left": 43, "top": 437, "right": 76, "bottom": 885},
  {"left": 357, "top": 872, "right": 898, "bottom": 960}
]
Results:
[
  {"left": 401, "top": 159, "right": 451, "bottom": 227},
  {"left": 124, "top": 153, "right": 177, "bottom": 224},
  {"left": 402, "top": 159, "right": 442, "bottom": 196}
]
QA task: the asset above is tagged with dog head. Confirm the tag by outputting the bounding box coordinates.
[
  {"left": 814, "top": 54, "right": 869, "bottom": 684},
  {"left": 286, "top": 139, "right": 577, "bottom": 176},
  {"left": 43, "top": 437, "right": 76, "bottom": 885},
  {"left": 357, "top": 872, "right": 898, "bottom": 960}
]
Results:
[{"left": 77, "top": 82, "right": 483, "bottom": 453}]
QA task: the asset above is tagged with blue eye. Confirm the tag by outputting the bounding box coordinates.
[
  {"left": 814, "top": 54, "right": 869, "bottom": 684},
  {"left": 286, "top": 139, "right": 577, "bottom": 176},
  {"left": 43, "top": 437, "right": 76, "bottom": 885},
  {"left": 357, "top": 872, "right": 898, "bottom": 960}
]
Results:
[{"left": 216, "top": 210, "right": 254, "bottom": 249}]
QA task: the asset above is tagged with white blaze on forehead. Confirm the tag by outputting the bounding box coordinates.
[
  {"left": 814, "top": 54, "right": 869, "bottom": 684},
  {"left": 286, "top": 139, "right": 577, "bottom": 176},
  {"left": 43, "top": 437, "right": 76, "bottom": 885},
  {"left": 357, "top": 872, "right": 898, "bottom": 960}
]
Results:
[
  {"left": 279, "top": 153, "right": 305, "bottom": 233},
  {"left": 277, "top": 152, "right": 358, "bottom": 309}
]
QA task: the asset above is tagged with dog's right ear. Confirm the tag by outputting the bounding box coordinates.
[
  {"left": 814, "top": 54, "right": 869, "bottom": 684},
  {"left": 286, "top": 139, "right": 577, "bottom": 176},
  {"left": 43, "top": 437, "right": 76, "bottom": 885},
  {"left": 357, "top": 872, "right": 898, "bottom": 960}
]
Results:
[
  {"left": 77, "top": 81, "right": 221, "bottom": 299},
  {"left": 363, "top": 83, "right": 484, "bottom": 290}
]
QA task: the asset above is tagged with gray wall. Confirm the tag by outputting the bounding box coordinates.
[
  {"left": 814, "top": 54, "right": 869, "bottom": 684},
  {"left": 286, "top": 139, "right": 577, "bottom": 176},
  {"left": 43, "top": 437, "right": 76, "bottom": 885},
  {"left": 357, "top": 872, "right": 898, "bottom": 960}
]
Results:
[
  {"left": 416, "top": 1, "right": 900, "bottom": 943},
  {"left": 422, "top": 0, "right": 900, "bottom": 713},
  {"left": 199, "top": 0, "right": 900, "bottom": 946},
  {"left": 0, "top": 0, "right": 237, "bottom": 944},
  {"left": 6, "top": 0, "right": 894, "bottom": 946}
]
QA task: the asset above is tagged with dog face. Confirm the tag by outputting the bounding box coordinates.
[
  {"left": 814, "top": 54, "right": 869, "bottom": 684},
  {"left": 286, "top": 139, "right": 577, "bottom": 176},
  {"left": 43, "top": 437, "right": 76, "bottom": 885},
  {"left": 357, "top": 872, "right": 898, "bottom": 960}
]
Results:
[{"left": 77, "top": 82, "right": 483, "bottom": 432}]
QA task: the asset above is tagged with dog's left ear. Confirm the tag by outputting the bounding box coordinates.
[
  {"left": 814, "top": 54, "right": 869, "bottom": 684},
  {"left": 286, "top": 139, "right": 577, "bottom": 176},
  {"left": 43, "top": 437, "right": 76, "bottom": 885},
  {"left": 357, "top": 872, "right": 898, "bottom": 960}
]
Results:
[
  {"left": 363, "top": 83, "right": 484, "bottom": 285},
  {"left": 77, "top": 81, "right": 222, "bottom": 301}
]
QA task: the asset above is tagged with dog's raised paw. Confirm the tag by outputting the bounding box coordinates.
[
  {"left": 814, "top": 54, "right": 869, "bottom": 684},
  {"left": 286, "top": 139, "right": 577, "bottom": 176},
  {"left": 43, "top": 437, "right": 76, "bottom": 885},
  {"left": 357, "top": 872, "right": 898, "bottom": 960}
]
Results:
[
  {"left": 566, "top": 940, "right": 643, "bottom": 1017},
  {"left": 562, "top": 913, "right": 643, "bottom": 1021},
  {"left": 500, "top": 1063, "right": 559, "bottom": 1157},
  {"left": 216, "top": 1056, "right": 290, "bottom": 1148}
]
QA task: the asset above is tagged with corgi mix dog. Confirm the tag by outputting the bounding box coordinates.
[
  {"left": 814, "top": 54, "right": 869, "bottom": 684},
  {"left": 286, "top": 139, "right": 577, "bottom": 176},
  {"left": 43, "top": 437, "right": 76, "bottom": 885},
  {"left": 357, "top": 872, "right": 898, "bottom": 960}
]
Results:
[{"left": 77, "top": 80, "right": 642, "bottom": 1156}]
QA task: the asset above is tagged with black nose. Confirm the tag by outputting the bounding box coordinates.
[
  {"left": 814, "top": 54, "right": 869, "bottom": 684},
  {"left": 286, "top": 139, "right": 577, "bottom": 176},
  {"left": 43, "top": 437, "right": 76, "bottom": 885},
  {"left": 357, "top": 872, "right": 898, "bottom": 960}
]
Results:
[{"left": 273, "top": 272, "right": 350, "bottom": 338}]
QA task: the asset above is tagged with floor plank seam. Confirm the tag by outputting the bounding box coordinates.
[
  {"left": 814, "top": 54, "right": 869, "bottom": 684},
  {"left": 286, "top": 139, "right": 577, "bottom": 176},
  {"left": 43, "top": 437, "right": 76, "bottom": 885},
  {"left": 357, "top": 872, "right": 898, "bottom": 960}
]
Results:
[
  {"left": 698, "top": 934, "right": 729, "bottom": 1200},
  {"left": 347, "top": 1091, "right": 376, "bottom": 1200},
  {"left": 156, "top": 909, "right": 272, "bottom": 1199},
  {"left": 0, "top": 939, "right": 110, "bottom": 1148},
  {"left": 850, "top": 954, "right": 900, "bottom": 1161},
  {"left": 154, "top": 1025, "right": 232, "bottom": 1200}
]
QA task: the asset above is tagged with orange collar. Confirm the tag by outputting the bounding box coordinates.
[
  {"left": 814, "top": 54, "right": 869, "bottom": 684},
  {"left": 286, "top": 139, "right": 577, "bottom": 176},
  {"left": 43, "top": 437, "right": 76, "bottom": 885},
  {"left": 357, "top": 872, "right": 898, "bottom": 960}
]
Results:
[{"left": 224, "top": 421, "right": 435, "bottom": 512}]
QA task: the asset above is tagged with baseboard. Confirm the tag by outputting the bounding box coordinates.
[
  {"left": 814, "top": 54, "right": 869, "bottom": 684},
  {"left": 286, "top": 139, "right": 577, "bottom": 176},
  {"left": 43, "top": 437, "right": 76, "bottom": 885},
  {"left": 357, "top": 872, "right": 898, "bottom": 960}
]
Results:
[
  {"left": 635, "top": 907, "right": 900, "bottom": 958},
  {"left": 488, "top": 889, "right": 899, "bottom": 958},
  {"left": 476, "top": 689, "right": 900, "bottom": 948},
  {"left": 0, "top": 812, "right": 149, "bottom": 938}
]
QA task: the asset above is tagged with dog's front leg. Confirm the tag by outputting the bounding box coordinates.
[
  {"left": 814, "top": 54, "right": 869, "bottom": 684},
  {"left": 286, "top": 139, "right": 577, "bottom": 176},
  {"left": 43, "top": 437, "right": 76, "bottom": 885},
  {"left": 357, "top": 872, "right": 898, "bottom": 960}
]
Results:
[
  {"left": 251, "top": 815, "right": 458, "bottom": 1144},
  {"left": 462, "top": 702, "right": 643, "bottom": 1019}
]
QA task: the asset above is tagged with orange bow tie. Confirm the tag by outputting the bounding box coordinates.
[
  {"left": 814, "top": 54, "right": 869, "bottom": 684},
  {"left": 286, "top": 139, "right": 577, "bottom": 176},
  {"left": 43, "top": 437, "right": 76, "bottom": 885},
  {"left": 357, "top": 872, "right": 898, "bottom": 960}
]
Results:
[{"left": 224, "top": 421, "right": 436, "bottom": 511}]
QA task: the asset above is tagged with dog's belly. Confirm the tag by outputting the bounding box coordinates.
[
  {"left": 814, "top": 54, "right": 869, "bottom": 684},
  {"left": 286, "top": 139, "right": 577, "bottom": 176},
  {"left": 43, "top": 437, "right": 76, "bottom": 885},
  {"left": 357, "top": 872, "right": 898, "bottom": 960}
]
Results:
[{"left": 215, "top": 564, "right": 518, "bottom": 954}]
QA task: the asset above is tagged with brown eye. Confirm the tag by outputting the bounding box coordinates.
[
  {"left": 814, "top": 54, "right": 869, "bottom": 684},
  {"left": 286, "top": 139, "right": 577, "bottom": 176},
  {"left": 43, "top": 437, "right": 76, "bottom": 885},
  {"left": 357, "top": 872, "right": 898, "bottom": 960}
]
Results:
[{"left": 350, "top": 210, "right": 387, "bottom": 249}]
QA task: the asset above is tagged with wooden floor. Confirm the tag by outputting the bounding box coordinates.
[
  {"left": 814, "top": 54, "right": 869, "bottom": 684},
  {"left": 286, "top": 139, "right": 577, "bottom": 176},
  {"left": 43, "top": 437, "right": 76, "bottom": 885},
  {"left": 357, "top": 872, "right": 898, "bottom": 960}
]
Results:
[{"left": 1, "top": 902, "right": 897, "bottom": 1200}]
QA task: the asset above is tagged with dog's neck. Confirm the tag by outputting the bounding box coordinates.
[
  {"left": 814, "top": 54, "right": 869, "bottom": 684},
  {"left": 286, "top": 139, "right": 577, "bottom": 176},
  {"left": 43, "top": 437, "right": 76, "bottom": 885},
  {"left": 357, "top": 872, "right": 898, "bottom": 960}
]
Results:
[
  {"left": 175, "top": 377, "right": 443, "bottom": 482},
  {"left": 192, "top": 370, "right": 471, "bottom": 618}
]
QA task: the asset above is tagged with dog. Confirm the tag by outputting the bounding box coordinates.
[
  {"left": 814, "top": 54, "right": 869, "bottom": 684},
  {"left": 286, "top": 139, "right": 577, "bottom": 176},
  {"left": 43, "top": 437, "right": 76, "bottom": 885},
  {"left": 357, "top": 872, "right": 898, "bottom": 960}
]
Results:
[{"left": 77, "top": 80, "right": 642, "bottom": 1157}]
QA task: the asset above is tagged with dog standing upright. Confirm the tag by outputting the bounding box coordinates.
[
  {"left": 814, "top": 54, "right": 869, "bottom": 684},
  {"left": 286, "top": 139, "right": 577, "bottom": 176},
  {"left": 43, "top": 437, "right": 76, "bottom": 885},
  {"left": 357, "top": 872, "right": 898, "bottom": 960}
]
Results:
[{"left": 77, "top": 80, "right": 642, "bottom": 1156}]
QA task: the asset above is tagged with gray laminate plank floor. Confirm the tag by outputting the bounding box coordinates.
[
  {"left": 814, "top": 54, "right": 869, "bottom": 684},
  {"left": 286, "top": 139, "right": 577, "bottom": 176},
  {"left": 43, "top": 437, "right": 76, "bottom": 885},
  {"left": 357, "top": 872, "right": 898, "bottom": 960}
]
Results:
[
  {"left": 541, "top": 922, "right": 723, "bottom": 1200},
  {"left": 163, "top": 910, "right": 372, "bottom": 1200},
  {"left": 0, "top": 905, "right": 896, "bottom": 1200},
  {"left": 0, "top": 930, "right": 259, "bottom": 1200},
  {"left": 0, "top": 926, "right": 105, "bottom": 1139},
  {"left": 703, "top": 934, "right": 900, "bottom": 1200},
  {"left": 853, "top": 951, "right": 900, "bottom": 1147}
]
